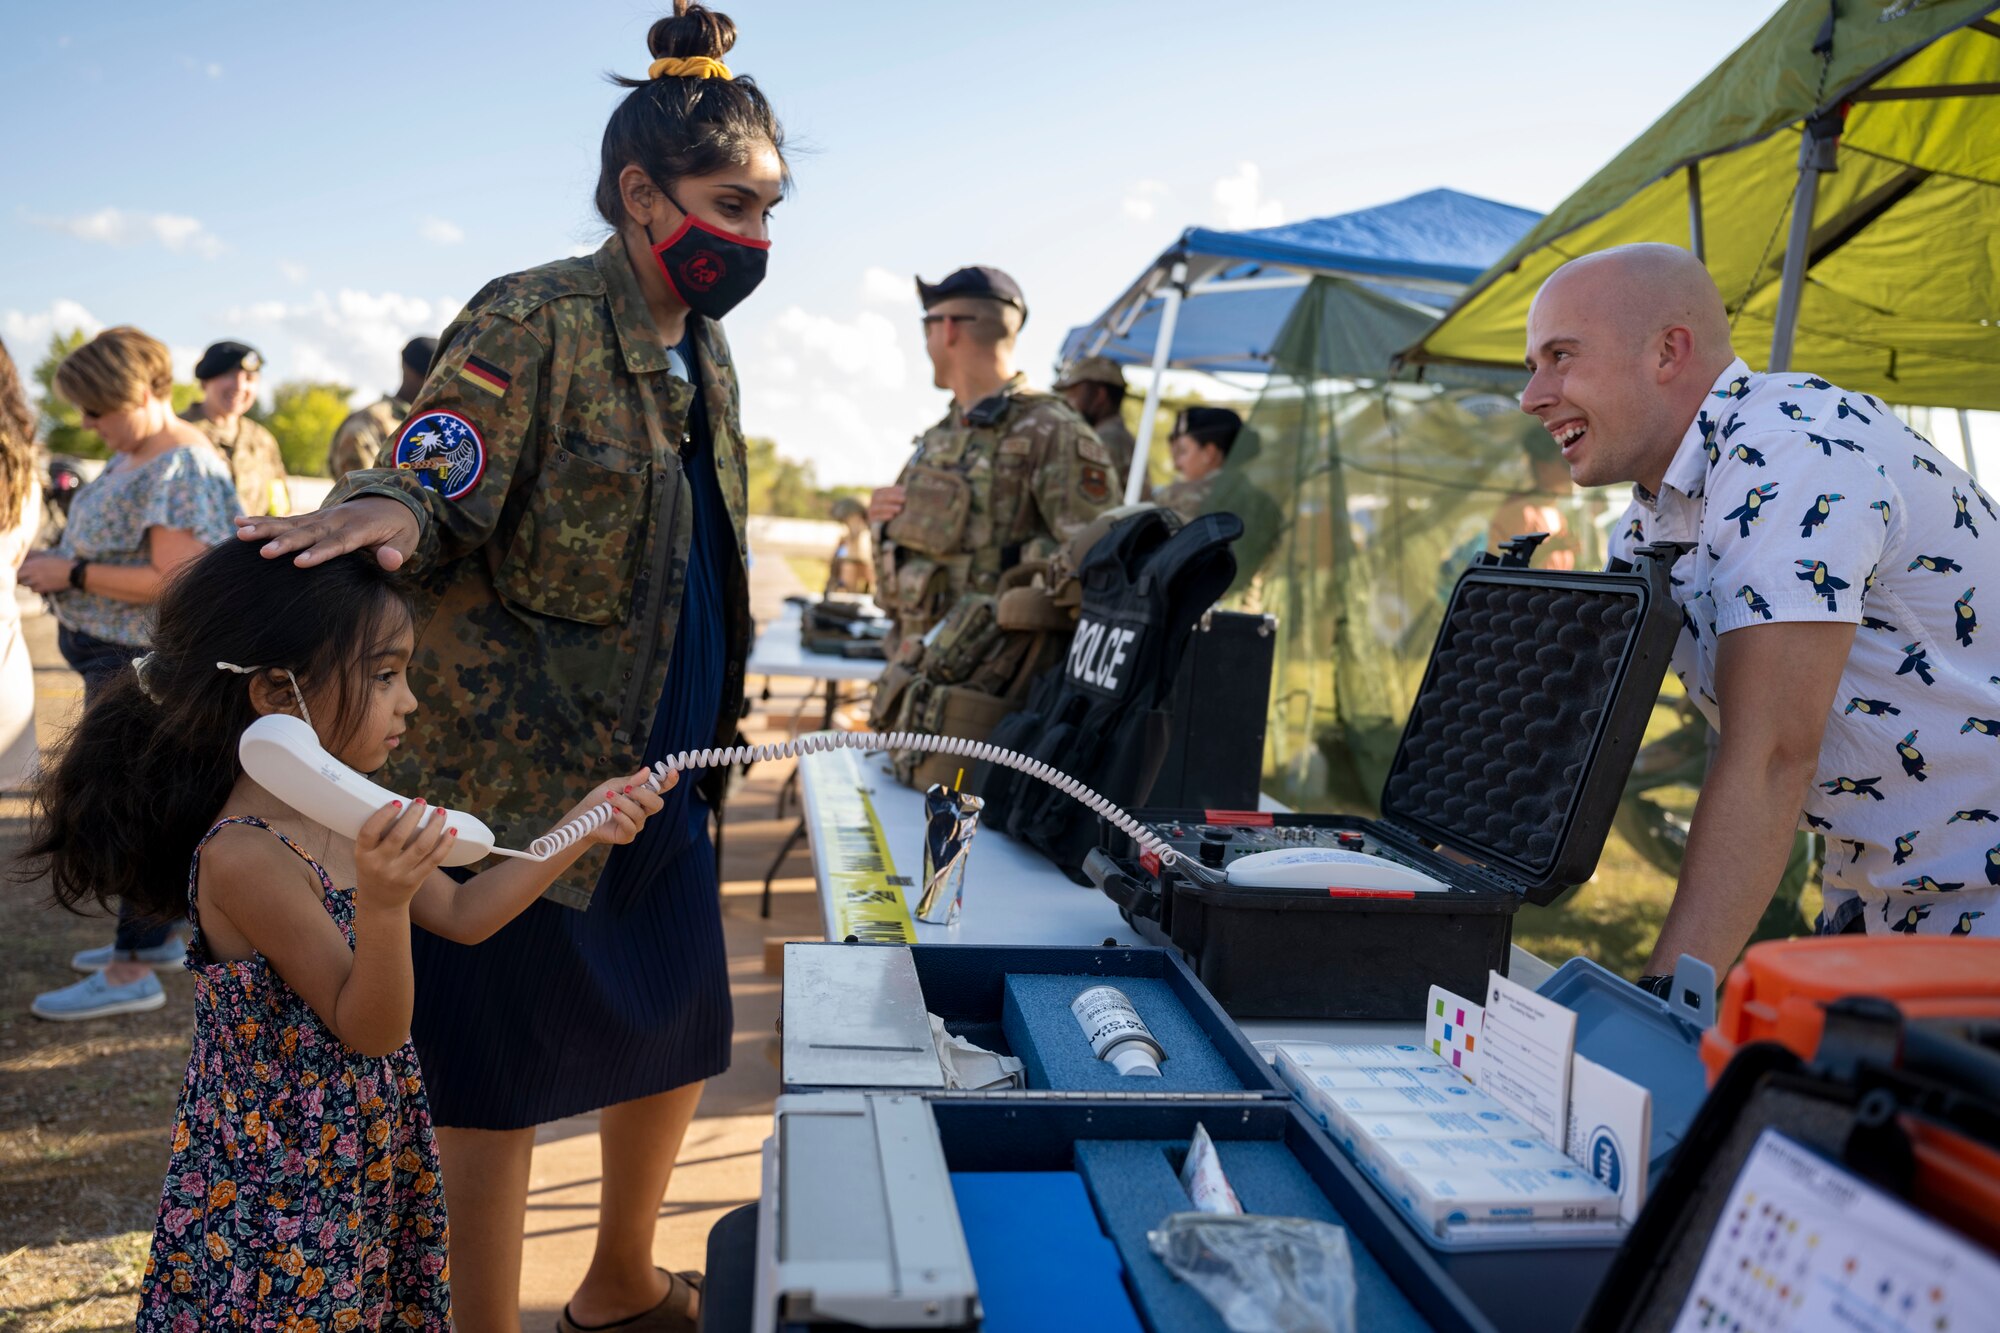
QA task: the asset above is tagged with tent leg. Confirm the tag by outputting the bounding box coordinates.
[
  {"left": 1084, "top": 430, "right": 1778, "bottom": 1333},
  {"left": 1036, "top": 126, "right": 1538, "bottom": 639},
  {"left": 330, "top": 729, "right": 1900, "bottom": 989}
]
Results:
[
  {"left": 1768, "top": 114, "right": 1840, "bottom": 373},
  {"left": 1126, "top": 262, "right": 1186, "bottom": 505},
  {"left": 1687, "top": 162, "right": 1705, "bottom": 262},
  {"left": 1959, "top": 408, "right": 1981, "bottom": 484}
]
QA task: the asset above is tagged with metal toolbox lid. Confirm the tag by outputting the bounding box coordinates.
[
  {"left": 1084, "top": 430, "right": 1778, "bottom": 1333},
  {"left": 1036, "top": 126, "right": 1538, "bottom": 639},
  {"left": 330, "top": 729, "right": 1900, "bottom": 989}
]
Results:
[{"left": 1377, "top": 543, "right": 1683, "bottom": 905}]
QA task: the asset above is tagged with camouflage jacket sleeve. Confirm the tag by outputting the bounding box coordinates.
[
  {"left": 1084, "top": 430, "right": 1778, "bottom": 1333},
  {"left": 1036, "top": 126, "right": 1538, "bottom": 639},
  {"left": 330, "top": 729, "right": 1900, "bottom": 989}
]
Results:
[
  {"left": 328, "top": 313, "right": 548, "bottom": 572},
  {"left": 1026, "top": 403, "right": 1119, "bottom": 546}
]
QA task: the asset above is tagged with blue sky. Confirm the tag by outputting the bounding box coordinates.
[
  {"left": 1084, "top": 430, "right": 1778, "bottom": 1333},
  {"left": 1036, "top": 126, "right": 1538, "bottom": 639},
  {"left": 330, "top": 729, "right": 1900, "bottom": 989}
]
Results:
[{"left": 2, "top": 1, "right": 1788, "bottom": 485}]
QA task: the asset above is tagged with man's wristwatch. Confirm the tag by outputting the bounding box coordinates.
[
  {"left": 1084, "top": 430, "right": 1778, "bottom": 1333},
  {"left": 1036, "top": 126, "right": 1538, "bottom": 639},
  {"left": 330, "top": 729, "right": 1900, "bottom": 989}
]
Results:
[
  {"left": 1636, "top": 974, "right": 1674, "bottom": 1001},
  {"left": 68, "top": 558, "right": 90, "bottom": 590}
]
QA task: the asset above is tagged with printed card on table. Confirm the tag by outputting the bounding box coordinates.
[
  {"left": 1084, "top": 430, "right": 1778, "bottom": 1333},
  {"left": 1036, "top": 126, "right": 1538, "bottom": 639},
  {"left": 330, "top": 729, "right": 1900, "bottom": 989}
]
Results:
[
  {"left": 1425, "top": 984, "right": 1484, "bottom": 1081},
  {"left": 1477, "top": 970, "right": 1577, "bottom": 1149}
]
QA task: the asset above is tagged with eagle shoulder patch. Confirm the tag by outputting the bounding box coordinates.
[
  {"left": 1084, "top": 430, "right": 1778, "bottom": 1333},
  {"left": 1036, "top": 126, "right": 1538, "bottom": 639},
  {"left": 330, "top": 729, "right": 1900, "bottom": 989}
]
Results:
[{"left": 393, "top": 409, "right": 486, "bottom": 500}]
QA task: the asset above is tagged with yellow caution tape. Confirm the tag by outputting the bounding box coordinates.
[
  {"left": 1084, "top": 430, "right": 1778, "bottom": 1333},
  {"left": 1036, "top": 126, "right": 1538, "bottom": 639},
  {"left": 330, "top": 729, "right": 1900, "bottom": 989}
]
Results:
[{"left": 803, "top": 748, "right": 917, "bottom": 943}]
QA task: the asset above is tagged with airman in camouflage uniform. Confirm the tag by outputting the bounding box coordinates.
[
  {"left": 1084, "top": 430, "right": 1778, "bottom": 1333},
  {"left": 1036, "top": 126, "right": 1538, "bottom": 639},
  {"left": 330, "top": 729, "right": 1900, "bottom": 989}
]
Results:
[
  {"left": 1154, "top": 469, "right": 1219, "bottom": 524},
  {"left": 327, "top": 235, "right": 751, "bottom": 909},
  {"left": 326, "top": 336, "right": 434, "bottom": 478},
  {"left": 1055, "top": 354, "right": 1143, "bottom": 498},
  {"left": 874, "top": 266, "right": 1120, "bottom": 645},
  {"left": 325, "top": 396, "right": 409, "bottom": 479},
  {"left": 182, "top": 341, "right": 290, "bottom": 516}
]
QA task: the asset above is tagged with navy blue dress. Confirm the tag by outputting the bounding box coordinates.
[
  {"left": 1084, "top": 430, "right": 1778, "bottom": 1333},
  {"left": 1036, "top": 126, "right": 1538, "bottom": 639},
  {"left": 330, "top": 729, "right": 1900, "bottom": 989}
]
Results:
[{"left": 409, "top": 348, "right": 733, "bottom": 1131}]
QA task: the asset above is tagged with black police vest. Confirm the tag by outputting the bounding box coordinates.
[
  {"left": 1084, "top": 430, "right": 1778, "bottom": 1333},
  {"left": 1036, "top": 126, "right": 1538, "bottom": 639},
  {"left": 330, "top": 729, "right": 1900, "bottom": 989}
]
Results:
[{"left": 978, "top": 508, "right": 1243, "bottom": 880}]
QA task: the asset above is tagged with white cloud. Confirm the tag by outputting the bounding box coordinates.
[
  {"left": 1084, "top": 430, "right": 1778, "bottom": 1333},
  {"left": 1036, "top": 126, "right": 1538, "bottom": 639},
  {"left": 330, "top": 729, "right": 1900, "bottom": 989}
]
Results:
[
  {"left": 206, "top": 62, "right": 222, "bottom": 79},
  {"left": 278, "top": 260, "right": 308, "bottom": 284},
  {"left": 2, "top": 298, "right": 103, "bottom": 351},
  {"left": 221, "top": 288, "right": 457, "bottom": 391},
  {"left": 1212, "top": 162, "right": 1283, "bottom": 230},
  {"left": 763, "top": 307, "right": 906, "bottom": 390},
  {"left": 419, "top": 217, "right": 465, "bottom": 245},
  {"left": 1122, "top": 180, "right": 1170, "bottom": 223},
  {"left": 25, "top": 207, "right": 226, "bottom": 258},
  {"left": 859, "top": 266, "right": 908, "bottom": 306}
]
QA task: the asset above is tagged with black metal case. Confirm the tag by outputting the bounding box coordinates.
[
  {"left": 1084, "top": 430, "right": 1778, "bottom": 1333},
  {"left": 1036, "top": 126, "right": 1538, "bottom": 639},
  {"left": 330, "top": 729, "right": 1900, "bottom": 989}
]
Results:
[{"left": 1089, "top": 539, "right": 1685, "bottom": 1020}]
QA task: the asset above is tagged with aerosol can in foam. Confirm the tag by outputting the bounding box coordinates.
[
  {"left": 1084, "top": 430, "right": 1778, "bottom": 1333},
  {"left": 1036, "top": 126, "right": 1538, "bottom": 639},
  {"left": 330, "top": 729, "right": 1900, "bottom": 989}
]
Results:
[{"left": 1071, "top": 985, "right": 1165, "bottom": 1076}]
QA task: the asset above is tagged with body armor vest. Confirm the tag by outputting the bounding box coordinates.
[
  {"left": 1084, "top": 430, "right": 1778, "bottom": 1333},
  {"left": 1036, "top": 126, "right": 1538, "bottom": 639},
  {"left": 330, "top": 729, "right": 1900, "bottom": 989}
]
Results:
[{"left": 978, "top": 508, "right": 1243, "bottom": 879}]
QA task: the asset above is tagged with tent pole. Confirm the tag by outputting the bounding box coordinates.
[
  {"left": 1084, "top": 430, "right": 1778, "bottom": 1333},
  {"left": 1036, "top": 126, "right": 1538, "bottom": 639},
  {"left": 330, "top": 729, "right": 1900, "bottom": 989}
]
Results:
[
  {"left": 1769, "top": 113, "right": 1841, "bottom": 372},
  {"left": 1959, "top": 408, "right": 1981, "bottom": 484},
  {"left": 1126, "top": 260, "right": 1186, "bottom": 505},
  {"left": 1687, "top": 161, "right": 1705, "bottom": 262}
]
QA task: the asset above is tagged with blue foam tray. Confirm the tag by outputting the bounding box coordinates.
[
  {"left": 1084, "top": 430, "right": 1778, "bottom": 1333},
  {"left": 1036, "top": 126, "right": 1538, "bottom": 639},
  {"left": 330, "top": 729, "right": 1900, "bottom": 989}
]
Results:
[
  {"left": 951, "top": 1172, "right": 1141, "bottom": 1333},
  {"left": 1003, "top": 973, "right": 1243, "bottom": 1093},
  {"left": 928, "top": 1098, "right": 1495, "bottom": 1333}
]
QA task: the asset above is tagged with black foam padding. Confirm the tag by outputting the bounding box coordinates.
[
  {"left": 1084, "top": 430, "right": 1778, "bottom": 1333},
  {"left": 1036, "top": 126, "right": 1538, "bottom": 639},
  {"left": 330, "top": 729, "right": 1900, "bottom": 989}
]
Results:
[{"left": 1383, "top": 579, "right": 1639, "bottom": 876}]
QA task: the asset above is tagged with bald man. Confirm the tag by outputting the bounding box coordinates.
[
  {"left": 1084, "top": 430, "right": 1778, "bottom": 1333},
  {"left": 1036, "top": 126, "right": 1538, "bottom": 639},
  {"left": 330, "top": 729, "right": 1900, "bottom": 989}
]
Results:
[{"left": 1522, "top": 244, "right": 2000, "bottom": 971}]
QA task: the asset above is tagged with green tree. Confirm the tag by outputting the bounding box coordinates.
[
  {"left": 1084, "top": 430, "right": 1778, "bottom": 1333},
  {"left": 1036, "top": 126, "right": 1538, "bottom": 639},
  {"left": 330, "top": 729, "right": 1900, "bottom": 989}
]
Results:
[
  {"left": 31, "top": 329, "right": 100, "bottom": 458},
  {"left": 746, "top": 435, "right": 838, "bottom": 519},
  {"left": 257, "top": 382, "right": 353, "bottom": 476}
]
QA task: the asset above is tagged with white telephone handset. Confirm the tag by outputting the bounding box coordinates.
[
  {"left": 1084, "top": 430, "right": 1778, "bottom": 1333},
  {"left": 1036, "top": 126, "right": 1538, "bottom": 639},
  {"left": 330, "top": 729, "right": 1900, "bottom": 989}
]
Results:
[
  {"left": 239, "top": 714, "right": 502, "bottom": 867},
  {"left": 238, "top": 716, "right": 1205, "bottom": 878}
]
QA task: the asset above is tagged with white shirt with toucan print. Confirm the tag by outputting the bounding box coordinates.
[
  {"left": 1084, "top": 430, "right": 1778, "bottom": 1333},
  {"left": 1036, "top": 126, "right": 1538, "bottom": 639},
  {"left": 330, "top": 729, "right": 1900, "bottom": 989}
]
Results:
[{"left": 1609, "top": 358, "right": 2000, "bottom": 938}]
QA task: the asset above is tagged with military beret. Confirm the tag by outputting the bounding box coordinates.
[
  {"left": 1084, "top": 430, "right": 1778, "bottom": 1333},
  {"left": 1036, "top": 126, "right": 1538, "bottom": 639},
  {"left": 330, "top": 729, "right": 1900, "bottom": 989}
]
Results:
[
  {"left": 916, "top": 266, "right": 1028, "bottom": 325},
  {"left": 194, "top": 340, "right": 262, "bottom": 381},
  {"left": 401, "top": 336, "right": 439, "bottom": 375},
  {"left": 1054, "top": 355, "right": 1128, "bottom": 392},
  {"left": 1173, "top": 406, "right": 1244, "bottom": 449}
]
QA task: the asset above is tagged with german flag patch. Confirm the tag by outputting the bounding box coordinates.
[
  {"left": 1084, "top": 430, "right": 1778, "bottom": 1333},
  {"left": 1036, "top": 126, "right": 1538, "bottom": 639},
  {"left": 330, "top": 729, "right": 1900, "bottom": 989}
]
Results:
[{"left": 458, "top": 354, "right": 511, "bottom": 399}]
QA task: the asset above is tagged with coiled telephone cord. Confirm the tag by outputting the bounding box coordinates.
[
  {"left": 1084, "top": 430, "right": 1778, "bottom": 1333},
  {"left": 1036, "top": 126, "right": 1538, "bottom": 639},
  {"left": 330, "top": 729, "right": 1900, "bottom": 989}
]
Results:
[{"left": 525, "top": 730, "right": 1184, "bottom": 868}]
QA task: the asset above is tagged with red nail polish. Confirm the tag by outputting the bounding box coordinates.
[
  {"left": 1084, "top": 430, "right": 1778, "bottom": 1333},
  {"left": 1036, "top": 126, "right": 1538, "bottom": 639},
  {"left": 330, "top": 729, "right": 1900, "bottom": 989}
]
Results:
[{"left": 391, "top": 801, "right": 403, "bottom": 809}]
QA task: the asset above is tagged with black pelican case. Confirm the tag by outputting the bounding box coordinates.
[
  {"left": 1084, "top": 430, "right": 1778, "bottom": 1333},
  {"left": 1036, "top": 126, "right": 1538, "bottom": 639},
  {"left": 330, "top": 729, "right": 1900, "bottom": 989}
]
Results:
[{"left": 1085, "top": 536, "right": 1685, "bottom": 1020}]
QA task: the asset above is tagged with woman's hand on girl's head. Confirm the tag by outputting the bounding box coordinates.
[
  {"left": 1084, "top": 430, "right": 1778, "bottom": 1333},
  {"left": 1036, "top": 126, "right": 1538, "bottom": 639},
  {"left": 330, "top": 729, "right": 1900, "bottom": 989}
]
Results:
[
  {"left": 237, "top": 496, "right": 421, "bottom": 571},
  {"left": 355, "top": 798, "right": 456, "bottom": 911}
]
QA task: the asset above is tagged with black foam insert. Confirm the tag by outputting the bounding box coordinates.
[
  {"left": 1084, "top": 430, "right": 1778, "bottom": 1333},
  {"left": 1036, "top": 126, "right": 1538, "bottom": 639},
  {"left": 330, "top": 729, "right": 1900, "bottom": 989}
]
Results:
[{"left": 1382, "top": 578, "right": 1640, "bottom": 879}]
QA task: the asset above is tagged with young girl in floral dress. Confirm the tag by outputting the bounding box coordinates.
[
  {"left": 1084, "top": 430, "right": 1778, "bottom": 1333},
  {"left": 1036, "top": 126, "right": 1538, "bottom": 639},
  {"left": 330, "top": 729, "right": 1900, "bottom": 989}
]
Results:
[{"left": 22, "top": 540, "right": 669, "bottom": 1328}]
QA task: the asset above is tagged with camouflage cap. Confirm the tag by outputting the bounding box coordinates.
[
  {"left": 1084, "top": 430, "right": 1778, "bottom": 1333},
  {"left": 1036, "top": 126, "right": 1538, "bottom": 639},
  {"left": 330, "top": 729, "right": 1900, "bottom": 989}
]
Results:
[{"left": 1054, "top": 355, "right": 1128, "bottom": 392}]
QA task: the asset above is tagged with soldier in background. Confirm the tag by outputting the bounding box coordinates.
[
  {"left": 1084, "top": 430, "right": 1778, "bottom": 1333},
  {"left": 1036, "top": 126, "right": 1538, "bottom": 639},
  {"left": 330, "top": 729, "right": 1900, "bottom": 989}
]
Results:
[
  {"left": 326, "top": 335, "right": 436, "bottom": 479},
  {"left": 868, "top": 265, "right": 1120, "bottom": 646},
  {"left": 1054, "top": 354, "right": 1145, "bottom": 499},
  {"left": 1154, "top": 405, "right": 1241, "bottom": 522},
  {"left": 825, "top": 495, "right": 873, "bottom": 594},
  {"left": 182, "top": 340, "right": 289, "bottom": 516}
]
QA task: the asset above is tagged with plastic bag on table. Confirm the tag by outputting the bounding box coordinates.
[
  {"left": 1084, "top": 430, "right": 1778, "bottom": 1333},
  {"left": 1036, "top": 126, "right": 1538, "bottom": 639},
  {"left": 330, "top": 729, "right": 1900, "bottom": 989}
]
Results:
[{"left": 1147, "top": 1212, "right": 1357, "bottom": 1333}]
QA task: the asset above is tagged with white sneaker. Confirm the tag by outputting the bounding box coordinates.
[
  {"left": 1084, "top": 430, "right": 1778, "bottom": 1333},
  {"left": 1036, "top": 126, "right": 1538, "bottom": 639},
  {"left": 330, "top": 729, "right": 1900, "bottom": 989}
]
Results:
[
  {"left": 31, "top": 970, "right": 167, "bottom": 1021},
  {"left": 70, "top": 937, "right": 186, "bottom": 973}
]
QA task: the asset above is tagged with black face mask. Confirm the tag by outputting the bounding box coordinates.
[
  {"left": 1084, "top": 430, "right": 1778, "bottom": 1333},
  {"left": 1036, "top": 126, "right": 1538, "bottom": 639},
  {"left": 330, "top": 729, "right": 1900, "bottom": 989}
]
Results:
[{"left": 647, "top": 195, "right": 769, "bottom": 321}]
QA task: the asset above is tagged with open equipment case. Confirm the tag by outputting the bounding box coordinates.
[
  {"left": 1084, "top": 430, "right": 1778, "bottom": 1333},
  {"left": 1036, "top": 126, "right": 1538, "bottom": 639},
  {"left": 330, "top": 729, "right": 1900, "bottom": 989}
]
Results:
[{"left": 1088, "top": 536, "right": 1685, "bottom": 1019}]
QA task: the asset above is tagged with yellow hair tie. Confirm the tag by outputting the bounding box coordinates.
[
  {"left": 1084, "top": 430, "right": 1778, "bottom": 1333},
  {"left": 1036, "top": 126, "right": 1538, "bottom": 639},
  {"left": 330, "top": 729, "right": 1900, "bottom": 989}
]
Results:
[{"left": 648, "top": 55, "right": 733, "bottom": 80}]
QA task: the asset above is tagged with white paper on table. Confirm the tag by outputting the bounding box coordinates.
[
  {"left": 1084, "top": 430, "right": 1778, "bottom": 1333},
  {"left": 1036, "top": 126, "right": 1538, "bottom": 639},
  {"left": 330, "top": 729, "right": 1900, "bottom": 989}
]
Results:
[
  {"left": 1564, "top": 1052, "right": 1650, "bottom": 1223},
  {"left": 1476, "top": 970, "right": 1576, "bottom": 1149},
  {"left": 1425, "top": 984, "right": 1485, "bottom": 1082}
]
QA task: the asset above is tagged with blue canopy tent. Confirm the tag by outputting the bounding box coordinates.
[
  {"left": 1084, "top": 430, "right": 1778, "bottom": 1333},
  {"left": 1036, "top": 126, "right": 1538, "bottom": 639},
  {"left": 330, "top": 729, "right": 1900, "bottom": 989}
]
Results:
[{"left": 1058, "top": 188, "right": 1542, "bottom": 502}]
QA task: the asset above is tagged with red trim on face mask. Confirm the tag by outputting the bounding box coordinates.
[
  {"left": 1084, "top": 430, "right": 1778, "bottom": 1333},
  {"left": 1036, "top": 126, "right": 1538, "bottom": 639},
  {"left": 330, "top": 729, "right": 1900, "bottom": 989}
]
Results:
[{"left": 649, "top": 211, "right": 770, "bottom": 308}]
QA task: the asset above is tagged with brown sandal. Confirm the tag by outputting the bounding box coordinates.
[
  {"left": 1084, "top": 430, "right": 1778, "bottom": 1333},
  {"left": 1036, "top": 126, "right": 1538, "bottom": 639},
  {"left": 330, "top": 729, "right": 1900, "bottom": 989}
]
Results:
[{"left": 556, "top": 1269, "right": 702, "bottom": 1333}]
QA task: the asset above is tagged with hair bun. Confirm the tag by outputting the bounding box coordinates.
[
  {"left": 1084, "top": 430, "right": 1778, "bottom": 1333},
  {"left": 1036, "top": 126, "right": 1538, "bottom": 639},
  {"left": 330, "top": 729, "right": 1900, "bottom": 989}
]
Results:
[{"left": 649, "top": 1, "right": 736, "bottom": 62}]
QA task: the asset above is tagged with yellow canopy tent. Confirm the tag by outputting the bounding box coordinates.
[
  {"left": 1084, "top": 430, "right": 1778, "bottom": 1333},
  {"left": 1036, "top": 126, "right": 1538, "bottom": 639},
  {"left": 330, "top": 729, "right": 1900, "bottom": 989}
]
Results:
[{"left": 1404, "top": 0, "right": 2000, "bottom": 411}]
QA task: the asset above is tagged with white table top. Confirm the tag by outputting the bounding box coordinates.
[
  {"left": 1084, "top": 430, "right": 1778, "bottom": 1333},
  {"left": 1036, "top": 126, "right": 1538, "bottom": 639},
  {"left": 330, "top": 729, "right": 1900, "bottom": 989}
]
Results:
[
  {"left": 745, "top": 605, "right": 887, "bottom": 685},
  {"left": 792, "top": 746, "right": 1554, "bottom": 1043}
]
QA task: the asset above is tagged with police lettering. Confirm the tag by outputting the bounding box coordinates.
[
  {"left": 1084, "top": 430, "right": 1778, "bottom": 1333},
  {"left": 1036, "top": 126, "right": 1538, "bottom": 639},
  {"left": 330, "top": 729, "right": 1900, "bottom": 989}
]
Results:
[{"left": 1067, "top": 617, "right": 1138, "bottom": 691}]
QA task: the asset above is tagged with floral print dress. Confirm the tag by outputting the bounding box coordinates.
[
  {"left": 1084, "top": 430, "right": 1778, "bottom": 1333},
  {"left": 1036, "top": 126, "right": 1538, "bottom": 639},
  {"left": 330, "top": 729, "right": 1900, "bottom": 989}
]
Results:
[{"left": 138, "top": 817, "right": 451, "bottom": 1331}]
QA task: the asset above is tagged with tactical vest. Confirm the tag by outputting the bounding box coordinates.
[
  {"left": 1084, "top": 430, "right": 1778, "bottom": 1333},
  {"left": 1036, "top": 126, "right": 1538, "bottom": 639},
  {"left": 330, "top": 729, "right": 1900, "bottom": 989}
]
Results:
[
  {"left": 880, "top": 385, "right": 1074, "bottom": 639},
  {"left": 977, "top": 508, "right": 1244, "bottom": 880}
]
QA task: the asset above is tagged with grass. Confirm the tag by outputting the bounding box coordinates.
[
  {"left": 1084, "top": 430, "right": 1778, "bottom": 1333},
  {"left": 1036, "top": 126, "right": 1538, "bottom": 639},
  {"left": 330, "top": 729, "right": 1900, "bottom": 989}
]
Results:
[{"left": 781, "top": 555, "right": 831, "bottom": 595}]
